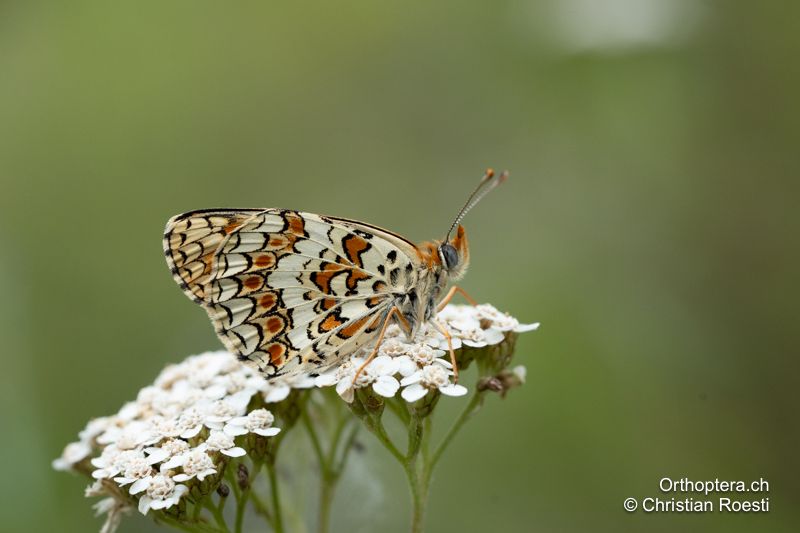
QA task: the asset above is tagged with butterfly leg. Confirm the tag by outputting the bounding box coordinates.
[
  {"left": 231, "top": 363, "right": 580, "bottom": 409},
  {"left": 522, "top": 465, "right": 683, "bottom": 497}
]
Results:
[
  {"left": 351, "top": 306, "right": 403, "bottom": 386},
  {"left": 433, "top": 319, "right": 459, "bottom": 383},
  {"left": 437, "top": 285, "right": 477, "bottom": 311}
]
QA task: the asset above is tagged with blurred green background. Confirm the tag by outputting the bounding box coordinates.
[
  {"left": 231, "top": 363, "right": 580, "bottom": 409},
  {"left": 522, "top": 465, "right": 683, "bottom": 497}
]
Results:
[{"left": 1, "top": 1, "right": 798, "bottom": 531}]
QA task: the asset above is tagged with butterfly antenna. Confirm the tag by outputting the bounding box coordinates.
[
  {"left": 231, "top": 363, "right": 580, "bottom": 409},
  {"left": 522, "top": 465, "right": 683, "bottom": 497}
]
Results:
[{"left": 445, "top": 168, "right": 508, "bottom": 242}]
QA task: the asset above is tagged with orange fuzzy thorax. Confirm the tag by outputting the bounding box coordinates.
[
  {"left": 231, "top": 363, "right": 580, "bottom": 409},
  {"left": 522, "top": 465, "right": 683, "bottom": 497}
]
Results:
[{"left": 417, "top": 241, "right": 442, "bottom": 269}]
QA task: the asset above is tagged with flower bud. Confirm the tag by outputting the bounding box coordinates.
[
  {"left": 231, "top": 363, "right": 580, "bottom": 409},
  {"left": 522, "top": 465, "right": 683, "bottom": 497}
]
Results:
[{"left": 237, "top": 464, "right": 249, "bottom": 490}]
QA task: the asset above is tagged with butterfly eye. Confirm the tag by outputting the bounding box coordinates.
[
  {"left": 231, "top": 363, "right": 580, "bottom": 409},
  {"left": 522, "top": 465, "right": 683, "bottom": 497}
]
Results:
[{"left": 439, "top": 243, "right": 459, "bottom": 271}]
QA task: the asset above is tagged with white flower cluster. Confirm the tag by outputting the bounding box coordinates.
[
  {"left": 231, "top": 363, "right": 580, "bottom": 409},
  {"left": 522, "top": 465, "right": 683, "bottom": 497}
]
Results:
[
  {"left": 54, "top": 304, "right": 537, "bottom": 531},
  {"left": 53, "top": 351, "right": 287, "bottom": 523},
  {"left": 315, "top": 304, "right": 538, "bottom": 403}
]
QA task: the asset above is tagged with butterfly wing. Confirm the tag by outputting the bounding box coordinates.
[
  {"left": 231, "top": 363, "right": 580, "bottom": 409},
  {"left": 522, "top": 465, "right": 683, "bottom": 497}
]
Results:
[
  {"left": 165, "top": 208, "right": 421, "bottom": 378},
  {"left": 164, "top": 209, "right": 265, "bottom": 303}
]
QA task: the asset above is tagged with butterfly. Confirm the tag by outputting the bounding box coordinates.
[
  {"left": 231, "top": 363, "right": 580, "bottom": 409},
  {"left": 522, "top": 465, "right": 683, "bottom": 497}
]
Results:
[{"left": 164, "top": 169, "right": 507, "bottom": 381}]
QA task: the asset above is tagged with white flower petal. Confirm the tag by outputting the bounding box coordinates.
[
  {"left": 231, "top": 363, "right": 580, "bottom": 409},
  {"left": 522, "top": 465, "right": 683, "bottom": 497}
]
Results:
[
  {"left": 515, "top": 322, "right": 540, "bottom": 332},
  {"left": 221, "top": 447, "right": 247, "bottom": 457},
  {"left": 254, "top": 427, "right": 281, "bottom": 437},
  {"left": 138, "top": 496, "right": 152, "bottom": 515},
  {"left": 336, "top": 380, "right": 355, "bottom": 403},
  {"left": 400, "top": 372, "right": 422, "bottom": 386},
  {"left": 196, "top": 469, "right": 216, "bottom": 481},
  {"left": 401, "top": 384, "right": 428, "bottom": 402},
  {"left": 264, "top": 385, "right": 291, "bottom": 403},
  {"left": 173, "top": 474, "right": 190, "bottom": 482},
  {"left": 203, "top": 384, "right": 227, "bottom": 400},
  {"left": 180, "top": 425, "right": 202, "bottom": 439},
  {"left": 145, "top": 449, "right": 169, "bottom": 465},
  {"left": 482, "top": 329, "right": 506, "bottom": 345},
  {"left": 369, "top": 355, "right": 398, "bottom": 375},
  {"left": 372, "top": 376, "right": 400, "bottom": 398},
  {"left": 395, "top": 356, "right": 417, "bottom": 377},
  {"left": 314, "top": 373, "right": 338, "bottom": 387},
  {"left": 161, "top": 456, "right": 183, "bottom": 470},
  {"left": 129, "top": 478, "right": 151, "bottom": 495},
  {"left": 432, "top": 358, "right": 453, "bottom": 368},
  {"left": 223, "top": 424, "right": 248, "bottom": 437},
  {"left": 462, "top": 339, "right": 488, "bottom": 348},
  {"left": 439, "top": 384, "right": 468, "bottom": 397}
]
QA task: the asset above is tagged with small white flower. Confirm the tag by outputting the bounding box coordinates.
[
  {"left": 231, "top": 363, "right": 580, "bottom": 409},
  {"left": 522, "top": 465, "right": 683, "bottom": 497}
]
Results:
[
  {"left": 171, "top": 449, "right": 217, "bottom": 482},
  {"left": 213, "top": 371, "right": 262, "bottom": 398},
  {"left": 148, "top": 416, "right": 183, "bottom": 440},
  {"left": 137, "top": 473, "right": 188, "bottom": 515},
  {"left": 52, "top": 441, "right": 92, "bottom": 471},
  {"left": 153, "top": 362, "right": 191, "bottom": 389},
  {"left": 224, "top": 408, "right": 281, "bottom": 438},
  {"left": 203, "top": 393, "right": 251, "bottom": 430},
  {"left": 176, "top": 406, "right": 206, "bottom": 438},
  {"left": 395, "top": 344, "right": 452, "bottom": 377},
  {"left": 202, "top": 430, "right": 247, "bottom": 457},
  {"left": 383, "top": 323, "right": 404, "bottom": 339},
  {"left": 321, "top": 355, "right": 401, "bottom": 403},
  {"left": 85, "top": 479, "right": 107, "bottom": 498},
  {"left": 400, "top": 364, "right": 467, "bottom": 402},
  {"left": 475, "top": 303, "right": 539, "bottom": 332},
  {"left": 116, "top": 401, "right": 143, "bottom": 422},
  {"left": 145, "top": 438, "right": 190, "bottom": 465},
  {"left": 378, "top": 337, "right": 413, "bottom": 357},
  {"left": 79, "top": 416, "right": 113, "bottom": 443},
  {"left": 421, "top": 326, "right": 464, "bottom": 351},
  {"left": 455, "top": 326, "right": 505, "bottom": 348},
  {"left": 113, "top": 454, "right": 155, "bottom": 494},
  {"left": 92, "top": 448, "right": 141, "bottom": 480},
  {"left": 97, "top": 420, "right": 156, "bottom": 449},
  {"left": 93, "top": 496, "right": 130, "bottom": 533}
]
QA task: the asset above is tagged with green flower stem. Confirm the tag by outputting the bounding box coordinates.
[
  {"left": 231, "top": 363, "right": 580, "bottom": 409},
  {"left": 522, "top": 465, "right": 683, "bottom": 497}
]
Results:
[
  {"left": 158, "top": 513, "right": 221, "bottom": 533},
  {"left": 302, "top": 409, "right": 326, "bottom": 467},
  {"left": 404, "top": 462, "right": 430, "bottom": 533},
  {"left": 386, "top": 396, "right": 411, "bottom": 425},
  {"left": 304, "top": 398, "right": 363, "bottom": 533},
  {"left": 233, "top": 463, "right": 255, "bottom": 533},
  {"left": 234, "top": 488, "right": 248, "bottom": 533},
  {"left": 428, "top": 389, "right": 486, "bottom": 472},
  {"left": 319, "top": 417, "right": 345, "bottom": 533},
  {"left": 265, "top": 461, "right": 284, "bottom": 533},
  {"left": 404, "top": 405, "right": 431, "bottom": 533},
  {"left": 204, "top": 497, "right": 231, "bottom": 533},
  {"left": 366, "top": 413, "right": 406, "bottom": 464},
  {"left": 302, "top": 408, "right": 334, "bottom": 533},
  {"left": 335, "top": 421, "right": 360, "bottom": 474}
]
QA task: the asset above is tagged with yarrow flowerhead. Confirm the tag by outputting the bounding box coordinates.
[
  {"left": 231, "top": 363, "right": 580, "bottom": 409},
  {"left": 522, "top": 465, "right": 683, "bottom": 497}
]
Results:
[
  {"left": 54, "top": 350, "right": 284, "bottom": 532},
  {"left": 55, "top": 303, "right": 537, "bottom": 533}
]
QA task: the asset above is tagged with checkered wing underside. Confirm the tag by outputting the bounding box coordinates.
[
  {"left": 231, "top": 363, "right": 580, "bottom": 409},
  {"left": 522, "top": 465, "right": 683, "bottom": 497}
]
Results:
[{"left": 165, "top": 208, "right": 420, "bottom": 378}]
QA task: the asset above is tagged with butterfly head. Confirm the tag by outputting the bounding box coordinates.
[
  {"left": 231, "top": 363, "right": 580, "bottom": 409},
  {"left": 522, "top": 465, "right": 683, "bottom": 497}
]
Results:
[{"left": 438, "top": 225, "right": 469, "bottom": 280}]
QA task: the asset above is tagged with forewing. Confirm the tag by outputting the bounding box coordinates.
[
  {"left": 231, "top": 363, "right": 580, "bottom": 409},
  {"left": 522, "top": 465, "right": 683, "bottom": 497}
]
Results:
[{"left": 199, "top": 209, "right": 421, "bottom": 377}]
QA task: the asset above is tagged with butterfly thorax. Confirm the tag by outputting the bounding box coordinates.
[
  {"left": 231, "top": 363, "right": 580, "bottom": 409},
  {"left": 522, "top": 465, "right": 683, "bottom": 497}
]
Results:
[
  {"left": 397, "top": 226, "right": 469, "bottom": 340},
  {"left": 395, "top": 261, "right": 448, "bottom": 340}
]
